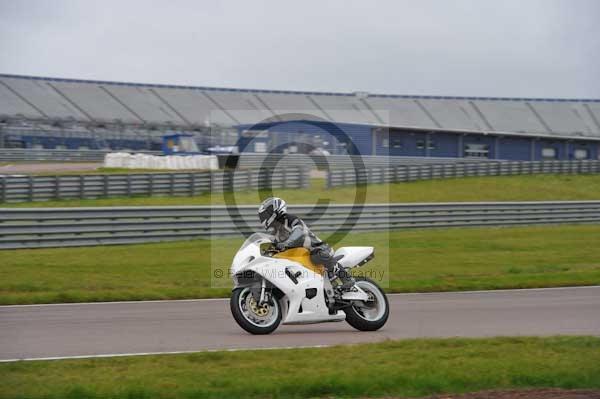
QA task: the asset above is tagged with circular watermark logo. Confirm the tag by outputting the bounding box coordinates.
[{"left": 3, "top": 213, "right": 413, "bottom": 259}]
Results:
[{"left": 219, "top": 113, "right": 369, "bottom": 245}]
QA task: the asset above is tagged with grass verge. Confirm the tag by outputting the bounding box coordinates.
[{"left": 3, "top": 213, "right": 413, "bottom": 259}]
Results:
[
  {"left": 1, "top": 336, "right": 599, "bottom": 399},
  {"left": 3, "top": 174, "right": 600, "bottom": 207},
  {"left": 1, "top": 224, "right": 599, "bottom": 305}
]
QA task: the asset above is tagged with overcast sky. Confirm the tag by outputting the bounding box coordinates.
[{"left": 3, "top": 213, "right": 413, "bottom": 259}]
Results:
[{"left": 0, "top": 0, "right": 598, "bottom": 98}]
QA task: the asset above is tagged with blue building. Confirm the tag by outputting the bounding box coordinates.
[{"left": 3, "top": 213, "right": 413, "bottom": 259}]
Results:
[{"left": 236, "top": 120, "right": 600, "bottom": 161}]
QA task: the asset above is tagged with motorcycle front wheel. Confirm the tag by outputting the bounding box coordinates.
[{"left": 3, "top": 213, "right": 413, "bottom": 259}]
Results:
[
  {"left": 344, "top": 277, "right": 389, "bottom": 331},
  {"left": 230, "top": 287, "right": 282, "bottom": 335}
]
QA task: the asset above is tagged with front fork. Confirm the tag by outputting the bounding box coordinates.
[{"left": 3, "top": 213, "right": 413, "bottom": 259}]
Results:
[
  {"left": 258, "top": 277, "right": 267, "bottom": 305},
  {"left": 252, "top": 277, "right": 274, "bottom": 307}
]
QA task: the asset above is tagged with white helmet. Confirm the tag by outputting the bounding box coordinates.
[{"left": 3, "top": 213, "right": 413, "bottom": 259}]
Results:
[{"left": 258, "top": 197, "right": 287, "bottom": 229}]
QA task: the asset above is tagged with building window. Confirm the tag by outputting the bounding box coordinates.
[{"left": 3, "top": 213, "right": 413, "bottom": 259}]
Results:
[
  {"left": 391, "top": 138, "right": 403, "bottom": 148},
  {"left": 381, "top": 138, "right": 389, "bottom": 148},
  {"left": 574, "top": 149, "right": 589, "bottom": 160},
  {"left": 416, "top": 140, "right": 425, "bottom": 150},
  {"left": 254, "top": 142, "right": 267, "bottom": 153},
  {"left": 464, "top": 143, "right": 489, "bottom": 158},
  {"left": 428, "top": 141, "right": 436, "bottom": 150},
  {"left": 542, "top": 148, "right": 557, "bottom": 159}
]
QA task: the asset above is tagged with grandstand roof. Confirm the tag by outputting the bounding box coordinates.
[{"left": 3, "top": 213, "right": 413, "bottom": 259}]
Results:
[{"left": 1, "top": 74, "right": 599, "bottom": 139}]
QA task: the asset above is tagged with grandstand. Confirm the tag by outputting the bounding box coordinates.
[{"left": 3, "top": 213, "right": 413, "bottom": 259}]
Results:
[{"left": 1, "top": 74, "right": 599, "bottom": 160}]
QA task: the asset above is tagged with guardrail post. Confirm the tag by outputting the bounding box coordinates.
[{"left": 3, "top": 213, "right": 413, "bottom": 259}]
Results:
[
  {"left": 0, "top": 176, "right": 5, "bottom": 203},
  {"left": 56, "top": 176, "right": 62, "bottom": 199},
  {"left": 28, "top": 175, "right": 34, "bottom": 202},
  {"left": 170, "top": 173, "right": 176, "bottom": 196},
  {"left": 79, "top": 175, "right": 85, "bottom": 199},
  {"left": 149, "top": 174, "right": 155, "bottom": 196},
  {"left": 301, "top": 167, "right": 309, "bottom": 188},
  {"left": 245, "top": 169, "right": 251, "bottom": 190},
  {"left": 295, "top": 167, "right": 302, "bottom": 188},
  {"left": 354, "top": 168, "right": 362, "bottom": 185},
  {"left": 126, "top": 175, "right": 132, "bottom": 197},
  {"left": 53, "top": 175, "right": 59, "bottom": 200},
  {"left": 210, "top": 171, "right": 217, "bottom": 192},
  {"left": 190, "top": 173, "right": 196, "bottom": 196}
]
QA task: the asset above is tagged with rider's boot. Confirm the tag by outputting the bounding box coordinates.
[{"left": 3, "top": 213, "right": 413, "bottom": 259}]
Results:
[{"left": 331, "top": 263, "right": 355, "bottom": 291}]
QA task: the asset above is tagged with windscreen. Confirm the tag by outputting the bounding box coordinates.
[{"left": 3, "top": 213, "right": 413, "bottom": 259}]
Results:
[{"left": 239, "top": 232, "right": 274, "bottom": 251}]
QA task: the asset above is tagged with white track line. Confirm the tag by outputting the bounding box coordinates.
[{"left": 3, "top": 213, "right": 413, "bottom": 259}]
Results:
[
  {"left": 0, "top": 345, "right": 333, "bottom": 363},
  {"left": 1, "top": 285, "right": 598, "bottom": 309}
]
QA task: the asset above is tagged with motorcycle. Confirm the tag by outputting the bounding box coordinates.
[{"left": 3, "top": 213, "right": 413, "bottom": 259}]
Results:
[{"left": 229, "top": 232, "right": 389, "bottom": 334}]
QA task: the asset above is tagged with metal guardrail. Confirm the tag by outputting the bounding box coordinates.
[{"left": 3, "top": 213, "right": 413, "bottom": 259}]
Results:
[
  {"left": 0, "top": 150, "right": 490, "bottom": 166},
  {"left": 0, "top": 148, "right": 161, "bottom": 162},
  {"left": 327, "top": 160, "right": 600, "bottom": 187},
  {"left": 236, "top": 154, "right": 490, "bottom": 170},
  {"left": 1, "top": 201, "right": 599, "bottom": 249},
  {"left": 0, "top": 168, "right": 308, "bottom": 203}
]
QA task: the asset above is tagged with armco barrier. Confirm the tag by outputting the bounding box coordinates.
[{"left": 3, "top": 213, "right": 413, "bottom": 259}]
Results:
[
  {"left": 0, "top": 148, "right": 160, "bottom": 162},
  {"left": 236, "top": 154, "right": 490, "bottom": 170},
  {"left": 1, "top": 201, "right": 599, "bottom": 249},
  {"left": 0, "top": 150, "right": 488, "bottom": 166},
  {"left": 0, "top": 167, "right": 308, "bottom": 203},
  {"left": 327, "top": 160, "right": 600, "bottom": 187}
]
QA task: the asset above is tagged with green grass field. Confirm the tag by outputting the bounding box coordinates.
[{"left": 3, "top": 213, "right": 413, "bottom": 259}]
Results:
[
  {"left": 3, "top": 174, "right": 600, "bottom": 207},
  {"left": 1, "top": 224, "right": 599, "bottom": 305},
  {"left": 1, "top": 336, "right": 599, "bottom": 399}
]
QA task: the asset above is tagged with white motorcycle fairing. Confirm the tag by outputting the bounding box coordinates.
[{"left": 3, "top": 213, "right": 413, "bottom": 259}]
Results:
[
  {"left": 334, "top": 246, "right": 374, "bottom": 269},
  {"left": 230, "top": 233, "right": 374, "bottom": 325},
  {"left": 241, "top": 257, "right": 344, "bottom": 324}
]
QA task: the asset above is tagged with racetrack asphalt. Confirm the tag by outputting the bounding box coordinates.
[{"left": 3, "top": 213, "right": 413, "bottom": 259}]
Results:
[{"left": 1, "top": 286, "right": 599, "bottom": 361}]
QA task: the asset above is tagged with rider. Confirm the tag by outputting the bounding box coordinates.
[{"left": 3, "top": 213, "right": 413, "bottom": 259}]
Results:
[{"left": 258, "top": 197, "right": 355, "bottom": 290}]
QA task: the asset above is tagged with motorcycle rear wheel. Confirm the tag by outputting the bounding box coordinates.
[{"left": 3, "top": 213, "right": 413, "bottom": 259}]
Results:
[{"left": 343, "top": 277, "right": 389, "bottom": 331}]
